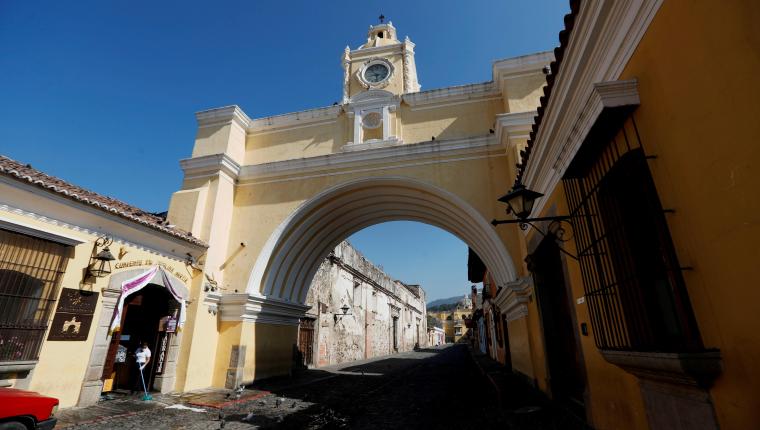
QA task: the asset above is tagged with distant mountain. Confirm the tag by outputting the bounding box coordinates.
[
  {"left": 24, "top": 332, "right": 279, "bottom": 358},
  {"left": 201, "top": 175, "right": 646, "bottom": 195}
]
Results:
[{"left": 427, "top": 295, "right": 463, "bottom": 308}]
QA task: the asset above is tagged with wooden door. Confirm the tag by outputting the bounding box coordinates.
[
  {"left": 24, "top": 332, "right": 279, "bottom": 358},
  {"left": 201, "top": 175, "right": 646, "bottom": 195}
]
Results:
[{"left": 298, "top": 318, "right": 315, "bottom": 366}]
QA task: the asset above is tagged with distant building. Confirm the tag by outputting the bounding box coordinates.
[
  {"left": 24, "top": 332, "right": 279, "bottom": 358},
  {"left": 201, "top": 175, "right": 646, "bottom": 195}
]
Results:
[
  {"left": 299, "top": 241, "right": 427, "bottom": 367},
  {"left": 427, "top": 326, "right": 445, "bottom": 346},
  {"left": 428, "top": 299, "right": 472, "bottom": 344}
]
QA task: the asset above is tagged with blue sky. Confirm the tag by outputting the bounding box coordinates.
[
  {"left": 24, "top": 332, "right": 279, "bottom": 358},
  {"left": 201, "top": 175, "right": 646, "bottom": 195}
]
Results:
[{"left": 1, "top": 0, "right": 569, "bottom": 300}]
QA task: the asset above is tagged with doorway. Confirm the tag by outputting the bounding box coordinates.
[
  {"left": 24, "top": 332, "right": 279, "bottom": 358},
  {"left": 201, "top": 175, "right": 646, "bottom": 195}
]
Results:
[
  {"left": 297, "top": 317, "right": 315, "bottom": 367},
  {"left": 530, "top": 236, "right": 586, "bottom": 417},
  {"left": 102, "top": 284, "right": 178, "bottom": 393}
]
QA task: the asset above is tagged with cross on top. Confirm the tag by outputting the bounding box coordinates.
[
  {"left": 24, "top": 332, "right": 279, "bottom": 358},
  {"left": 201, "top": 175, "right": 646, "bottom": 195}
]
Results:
[{"left": 379, "top": 14, "right": 385, "bottom": 23}]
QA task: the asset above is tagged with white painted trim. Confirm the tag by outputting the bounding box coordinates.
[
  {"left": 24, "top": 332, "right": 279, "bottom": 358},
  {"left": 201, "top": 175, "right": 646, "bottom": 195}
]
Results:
[
  {"left": 246, "top": 177, "right": 519, "bottom": 310},
  {"left": 492, "top": 51, "right": 554, "bottom": 82},
  {"left": 493, "top": 276, "right": 533, "bottom": 321},
  {"left": 356, "top": 58, "right": 394, "bottom": 89},
  {"left": 0, "top": 181, "right": 205, "bottom": 259},
  {"left": 495, "top": 111, "right": 536, "bottom": 148},
  {"left": 522, "top": 0, "right": 663, "bottom": 216},
  {"left": 528, "top": 79, "right": 640, "bottom": 217},
  {"left": 350, "top": 43, "right": 404, "bottom": 60},
  {"left": 196, "top": 105, "right": 252, "bottom": 130},
  {"left": 342, "top": 136, "right": 402, "bottom": 153},
  {"left": 218, "top": 293, "right": 311, "bottom": 326},
  {"left": 0, "top": 216, "right": 85, "bottom": 246},
  {"left": 179, "top": 153, "right": 241, "bottom": 181}
]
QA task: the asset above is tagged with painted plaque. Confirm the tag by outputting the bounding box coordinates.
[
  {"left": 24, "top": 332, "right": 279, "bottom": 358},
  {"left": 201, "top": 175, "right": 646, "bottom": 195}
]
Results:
[{"left": 47, "top": 288, "right": 99, "bottom": 341}]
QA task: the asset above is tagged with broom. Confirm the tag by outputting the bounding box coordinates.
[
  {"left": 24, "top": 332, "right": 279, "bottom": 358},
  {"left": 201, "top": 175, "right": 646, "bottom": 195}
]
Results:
[{"left": 138, "top": 363, "right": 153, "bottom": 401}]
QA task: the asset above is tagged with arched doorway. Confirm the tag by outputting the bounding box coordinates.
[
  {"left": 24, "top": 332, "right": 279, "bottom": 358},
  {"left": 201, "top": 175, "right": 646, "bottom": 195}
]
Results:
[
  {"left": 108, "top": 284, "right": 178, "bottom": 392},
  {"left": 96, "top": 268, "right": 189, "bottom": 396}
]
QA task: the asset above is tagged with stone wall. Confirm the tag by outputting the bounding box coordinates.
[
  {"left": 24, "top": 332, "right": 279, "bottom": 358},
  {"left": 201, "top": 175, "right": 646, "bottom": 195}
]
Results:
[{"left": 304, "top": 241, "right": 427, "bottom": 367}]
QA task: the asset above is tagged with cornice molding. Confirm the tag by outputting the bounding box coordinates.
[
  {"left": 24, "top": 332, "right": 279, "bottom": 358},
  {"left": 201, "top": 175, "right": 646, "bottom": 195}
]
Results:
[
  {"left": 179, "top": 153, "right": 241, "bottom": 181},
  {"left": 196, "top": 105, "right": 252, "bottom": 130},
  {"left": 494, "top": 276, "right": 534, "bottom": 321},
  {"left": 341, "top": 136, "right": 403, "bottom": 152},
  {"left": 218, "top": 293, "right": 310, "bottom": 326},
  {"left": 346, "top": 89, "right": 400, "bottom": 113},
  {"left": 0, "top": 201, "right": 201, "bottom": 259},
  {"left": 527, "top": 79, "right": 640, "bottom": 217},
  {"left": 522, "top": 0, "right": 662, "bottom": 215},
  {"left": 492, "top": 51, "right": 554, "bottom": 94},
  {"left": 237, "top": 135, "right": 501, "bottom": 184},
  {"left": 349, "top": 43, "right": 404, "bottom": 60},
  {"left": 495, "top": 111, "right": 536, "bottom": 149},
  {"left": 0, "top": 217, "right": 85, "bottom": 246}
]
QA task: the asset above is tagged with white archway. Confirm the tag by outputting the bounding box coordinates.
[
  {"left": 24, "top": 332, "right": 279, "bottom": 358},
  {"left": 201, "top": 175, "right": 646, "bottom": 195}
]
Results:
[{"left": 246, "top": 176, "right": 517, "bottom": 305}]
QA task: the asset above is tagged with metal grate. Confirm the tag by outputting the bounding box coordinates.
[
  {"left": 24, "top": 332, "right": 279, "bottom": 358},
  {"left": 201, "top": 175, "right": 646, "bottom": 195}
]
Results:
[
  {"left": 562, "top": 117, "right": 702, "bottom": 352},
  {"left": 0, "top": 229, "right": 70, "bottom": 362}
]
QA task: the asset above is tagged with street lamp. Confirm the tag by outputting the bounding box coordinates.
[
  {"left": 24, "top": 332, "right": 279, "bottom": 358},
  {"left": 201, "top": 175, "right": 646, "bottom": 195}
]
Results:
[
  {"left": 496, "top": 183, "right": 544, "bottom": 220},
  {"left": 333, "top": 304, "right": 352, "bottom": 323},
  {"left": 84, "top": 236, "right": 116, "bottom": 282},
  {"left": 491, "top": 182, "right": 578, "bottom": 260}
]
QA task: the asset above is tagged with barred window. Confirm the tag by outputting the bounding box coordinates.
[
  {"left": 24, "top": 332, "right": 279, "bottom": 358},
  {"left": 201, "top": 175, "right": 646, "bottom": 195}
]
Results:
[
  {"left": 563, "top": 116, "right": 702, "bottom": 352},
  {"left": 0, "top": 228, "right": 71, "bottom": 362}
]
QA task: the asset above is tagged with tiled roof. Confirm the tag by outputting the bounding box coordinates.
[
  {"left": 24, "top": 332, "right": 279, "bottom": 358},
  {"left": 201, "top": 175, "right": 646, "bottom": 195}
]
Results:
[
  {"left": 514, "top": 0, "right": 580, "bottom": 186},
  {"left": 0, "top": 155, "right": 207, "bottom": 248}
]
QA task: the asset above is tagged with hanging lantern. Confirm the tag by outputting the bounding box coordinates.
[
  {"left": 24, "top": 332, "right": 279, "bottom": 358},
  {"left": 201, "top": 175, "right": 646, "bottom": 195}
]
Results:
[
  {"left": 497, "top": 183, "right": 544, "bottom": 220},
  {"left": 86, "top": 236, "right": 116, "bottom": 280}
]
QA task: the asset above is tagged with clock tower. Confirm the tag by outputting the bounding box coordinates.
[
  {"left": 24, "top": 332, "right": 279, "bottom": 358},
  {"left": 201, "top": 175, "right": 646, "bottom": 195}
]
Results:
[{"left": 342, "top": 20, "right": 420, "bottom": 146}]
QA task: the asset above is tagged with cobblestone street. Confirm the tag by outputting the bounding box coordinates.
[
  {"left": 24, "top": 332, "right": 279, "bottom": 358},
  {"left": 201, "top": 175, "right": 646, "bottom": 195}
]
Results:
[{"left": 56, "top": 344, "right": 586, "bottom": 429}]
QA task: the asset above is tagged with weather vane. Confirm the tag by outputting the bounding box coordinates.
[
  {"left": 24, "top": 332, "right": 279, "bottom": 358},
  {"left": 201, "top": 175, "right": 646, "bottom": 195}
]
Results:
[{"left": 379, "top": 14, "right": 385, "bottom": 24}]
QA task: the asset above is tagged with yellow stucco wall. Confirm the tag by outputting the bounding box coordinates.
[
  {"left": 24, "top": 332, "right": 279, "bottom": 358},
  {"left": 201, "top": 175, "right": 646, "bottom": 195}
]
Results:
[
  {"left": 219, "top": 156, "right": 516, "bottom": 292},
  {"left": 618, "top": 1, "right": 760, "bottom": 428},
  {"left": 529, "top": 186, "right": 649, "bottom": 430}
]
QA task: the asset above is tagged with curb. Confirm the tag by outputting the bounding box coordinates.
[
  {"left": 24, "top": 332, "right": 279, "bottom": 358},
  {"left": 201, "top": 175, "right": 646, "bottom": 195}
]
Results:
[{"left": 465, "top": 344, "right": 503, "bottom": 407}]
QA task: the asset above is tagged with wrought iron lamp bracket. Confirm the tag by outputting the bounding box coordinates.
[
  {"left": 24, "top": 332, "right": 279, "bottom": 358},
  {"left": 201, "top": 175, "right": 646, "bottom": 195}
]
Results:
[{"left": 491, "top": 215, "right": 579, "bottom": 260}]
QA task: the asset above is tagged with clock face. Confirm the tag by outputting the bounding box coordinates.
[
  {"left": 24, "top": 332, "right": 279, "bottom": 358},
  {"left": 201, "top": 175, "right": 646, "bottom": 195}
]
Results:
[{"left": 364, "top": 63, "right": 389, "bottom": 83}]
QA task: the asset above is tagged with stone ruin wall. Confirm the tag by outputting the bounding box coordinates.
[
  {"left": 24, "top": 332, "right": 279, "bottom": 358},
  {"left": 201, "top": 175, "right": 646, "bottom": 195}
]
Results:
[{"left": 304, "top": 241, "right": 427, "bottom": 367}]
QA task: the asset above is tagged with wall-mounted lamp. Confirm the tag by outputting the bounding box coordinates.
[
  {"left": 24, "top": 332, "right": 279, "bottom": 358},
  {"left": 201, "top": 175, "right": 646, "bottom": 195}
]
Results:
[
  {"left": 333, "top": 304, "right": 352, "bottom": 322},
  {"left": 84, "top": 236, "right": 116, "bottom": 283},
  {"left": 492, "top": 183, "right": 578, "bottom": 260}
]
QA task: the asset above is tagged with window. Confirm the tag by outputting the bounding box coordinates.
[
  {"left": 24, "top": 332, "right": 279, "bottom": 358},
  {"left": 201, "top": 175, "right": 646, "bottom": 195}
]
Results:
[
  {"left": 563, "top": 116, "right": 702, "bottom": 352},
  {"left": 0, "top": 229, "right": 71, "bottom": 362}
]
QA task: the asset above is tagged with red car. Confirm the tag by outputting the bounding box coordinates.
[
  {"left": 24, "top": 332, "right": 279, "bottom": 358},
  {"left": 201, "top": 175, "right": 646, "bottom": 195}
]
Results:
[{"left": 0, "top": 388, "right": 58, "bottom": 430}]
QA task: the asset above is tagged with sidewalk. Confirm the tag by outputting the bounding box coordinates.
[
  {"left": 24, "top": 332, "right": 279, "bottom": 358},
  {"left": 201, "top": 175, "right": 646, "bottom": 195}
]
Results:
[
  {"left": 55, "top": 388, "right": 270, "bottom": 428},
  {"left": 466, "top": 344, "right": 591, "bottom": 430}
]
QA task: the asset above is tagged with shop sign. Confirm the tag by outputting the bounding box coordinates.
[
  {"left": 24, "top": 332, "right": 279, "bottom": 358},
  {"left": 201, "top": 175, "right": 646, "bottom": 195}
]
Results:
[
  {"left": 47, "top": 288, "right": 99, "bottom": 341},
  {"left": 154, "top": 333, "right": 170, "bottom": 375},
  {"left": 113, "top": 259, "right": 189, "bottom": 283},
  {"left": 165, "top": 317, "right": 178, "bottom": 333},
  {"left": 158, "top": 316, "right": 178, "bottom": 333}
]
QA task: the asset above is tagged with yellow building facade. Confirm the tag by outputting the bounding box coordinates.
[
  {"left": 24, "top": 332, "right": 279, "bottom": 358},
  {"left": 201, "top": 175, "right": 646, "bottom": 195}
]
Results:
[
  {"left": 0, "top": 157, "right": 207, "bottom": 408},
  {"left": 486, "top": 1, "right": 760, "bottom": 429}
]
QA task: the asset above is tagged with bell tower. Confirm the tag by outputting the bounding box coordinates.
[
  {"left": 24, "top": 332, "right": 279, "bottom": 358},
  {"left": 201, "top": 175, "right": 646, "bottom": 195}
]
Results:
[
  {"left": 341, "top": 18, "right": 420, "bottom": 148},
  {"left": 341, "top": 18, "right": 421, "bottom": 103}
]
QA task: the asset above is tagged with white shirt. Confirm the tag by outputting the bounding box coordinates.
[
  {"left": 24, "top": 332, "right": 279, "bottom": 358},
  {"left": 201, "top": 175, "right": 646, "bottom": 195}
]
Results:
[{"left": 136, "top": 347, "right": 151, "bottom": 364}]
